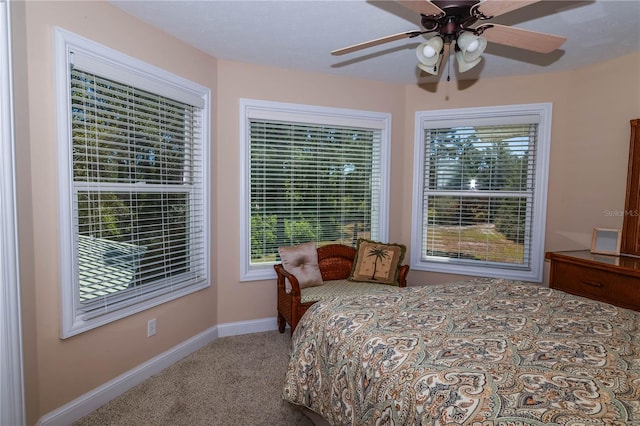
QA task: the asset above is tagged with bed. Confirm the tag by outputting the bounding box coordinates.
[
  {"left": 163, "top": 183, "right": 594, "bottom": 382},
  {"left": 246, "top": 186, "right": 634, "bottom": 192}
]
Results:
[{"left": 283, "top": 278, "right": 640, "bottom": 425}]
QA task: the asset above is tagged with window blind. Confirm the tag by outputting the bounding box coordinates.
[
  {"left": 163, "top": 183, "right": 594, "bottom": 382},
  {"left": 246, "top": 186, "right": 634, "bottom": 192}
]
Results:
[
  {"left": 422, "top": 124, "right": 537, "bottom": 268},
  {"left": 249, "top": 119, "right": 381, "bottom": 264},
  {"left": 70, "top": 67, "right": 206, "bottom": 318}
]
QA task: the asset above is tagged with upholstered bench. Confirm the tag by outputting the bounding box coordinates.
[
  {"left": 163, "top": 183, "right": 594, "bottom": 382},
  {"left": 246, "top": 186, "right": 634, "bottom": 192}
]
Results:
[{"left": 274, "top": 241, "right": 409, "bottom": 333}]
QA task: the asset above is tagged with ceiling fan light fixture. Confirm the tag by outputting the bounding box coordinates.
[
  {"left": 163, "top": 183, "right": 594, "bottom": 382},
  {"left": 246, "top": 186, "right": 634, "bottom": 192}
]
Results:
[
  {"left": 455, "top": 50, "right": 482, "bottom": 73},
  {"left": 456, "top": 32, "right": 487, "bottom": 62},
  {"left": 416, "top": 36, "right": 444, "bottom": 67}
]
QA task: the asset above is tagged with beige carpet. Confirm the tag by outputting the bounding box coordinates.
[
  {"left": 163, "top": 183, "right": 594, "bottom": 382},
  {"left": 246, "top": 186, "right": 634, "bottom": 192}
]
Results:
[{"left": 73, "top": 330, "right": 314, "bottom": 426}]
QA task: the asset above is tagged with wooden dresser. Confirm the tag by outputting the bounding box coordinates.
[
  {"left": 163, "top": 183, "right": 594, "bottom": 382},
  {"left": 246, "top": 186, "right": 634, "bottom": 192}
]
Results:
[{"left": 546, "top": 250, "right": 640, "bottom": 311}]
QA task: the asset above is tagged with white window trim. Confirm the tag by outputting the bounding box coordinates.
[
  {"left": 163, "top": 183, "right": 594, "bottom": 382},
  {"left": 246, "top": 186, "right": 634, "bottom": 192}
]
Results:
[
  {"left": 410, "top": 103, "right": 552, "bottom": 282},
  {"left": 239, "top": 98, "right": 392, "bottom": 281},
  {"left": 54, "top": 27, "right": 211, "bottom": 337},
  {"left": 0, "top": 1, "right": 25, "bottom": 424}
]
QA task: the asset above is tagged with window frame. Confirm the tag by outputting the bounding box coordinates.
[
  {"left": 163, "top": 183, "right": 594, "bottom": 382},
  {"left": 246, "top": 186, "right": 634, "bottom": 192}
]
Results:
[
  {"left": 410, "top": 103, "right": 552, "bottom": 282},
  {"left": 1, "top": 1, "right": 25, "bottom": 423},
  {"left": 239, "top": 98, "right": 391, "bottom": 281},
  {"left": 54, "top": 28, "right": 211, "bottom": 338}
]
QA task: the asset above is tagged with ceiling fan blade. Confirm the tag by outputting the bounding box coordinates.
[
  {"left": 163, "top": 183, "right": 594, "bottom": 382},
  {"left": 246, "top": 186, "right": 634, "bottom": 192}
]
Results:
[
  {"left": 475, "top": 0, "right": 541, "bottom": 18},
  {"left": 479, "top": 24, "right": 566, "bottom": 53},
  {"left": 331, "top": 31, "right": 422, "bottom": 56},
  {"left": 395, "top": 0, "right": 444, "bottom": 17}
]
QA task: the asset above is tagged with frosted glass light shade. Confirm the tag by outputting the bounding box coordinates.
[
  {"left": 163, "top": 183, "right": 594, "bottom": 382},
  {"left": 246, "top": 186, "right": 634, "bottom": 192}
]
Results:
[
  {"left": 455, "top": 50, "right": 482, "bottom": 72},
  {"left": 456, "top": 32, "right": 487, "bottom": 62},
  {"left": 416, "top": 36, "right": 444, "bottom": 67},
  {"left": 417, "top": 61, "right": 440, "bottom": 75}
]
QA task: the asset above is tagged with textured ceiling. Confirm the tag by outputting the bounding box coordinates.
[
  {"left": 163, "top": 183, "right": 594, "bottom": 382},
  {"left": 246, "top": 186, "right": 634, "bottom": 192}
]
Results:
[{"left": 110, "top": 0, "right": 640, "bottom": 85}]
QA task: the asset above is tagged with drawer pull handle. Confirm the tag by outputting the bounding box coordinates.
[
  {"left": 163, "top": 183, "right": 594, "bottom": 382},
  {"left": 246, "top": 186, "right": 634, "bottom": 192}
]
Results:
[{"left": 582, "top": 280, "right": 604, "bottom": 288}]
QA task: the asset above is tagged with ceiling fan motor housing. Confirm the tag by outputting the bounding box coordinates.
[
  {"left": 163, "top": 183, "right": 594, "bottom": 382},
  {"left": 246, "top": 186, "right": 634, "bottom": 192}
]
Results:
[{"left": 422, "top": 0, "right": 482, "bottom": 41}]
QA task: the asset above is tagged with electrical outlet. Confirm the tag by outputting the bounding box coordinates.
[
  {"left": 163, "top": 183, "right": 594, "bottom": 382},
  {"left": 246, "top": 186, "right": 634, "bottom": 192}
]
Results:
[{"left": 147, "top": 318, "right": 157, "bottom": 337}]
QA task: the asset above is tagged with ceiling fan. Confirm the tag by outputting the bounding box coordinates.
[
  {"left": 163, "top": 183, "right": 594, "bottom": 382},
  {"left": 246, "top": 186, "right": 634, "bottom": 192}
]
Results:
[{"left": 331, "top": 0, "right": 567, "bottom": 76}]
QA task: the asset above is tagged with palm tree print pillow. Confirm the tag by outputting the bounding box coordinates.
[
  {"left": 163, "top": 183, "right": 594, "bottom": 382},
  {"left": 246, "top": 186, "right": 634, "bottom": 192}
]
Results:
[{"left": 349, "top": 239, "right": 406, "bottom": 285}]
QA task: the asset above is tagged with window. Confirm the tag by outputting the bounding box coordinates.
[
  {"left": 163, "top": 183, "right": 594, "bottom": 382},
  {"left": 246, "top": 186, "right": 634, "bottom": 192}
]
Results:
[
  {"left": 240, "top": 99, "right": 391, "bottom": 281},
  {"left": 55, "top": 28, "right": 210, "bottom": 337},
  {"left": 411, "top": 104, "right": 552, "bottom": 281}
]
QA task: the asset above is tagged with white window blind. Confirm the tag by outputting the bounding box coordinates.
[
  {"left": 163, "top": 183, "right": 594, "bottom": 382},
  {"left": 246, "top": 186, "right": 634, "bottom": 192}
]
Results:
[
  {"left": 250, "top": 120, "right": 381, "bottom": 260},
  {"left": 239, "top": 100, "right": 391, "bottom": 280},
  {"left": 412, "top": 104, "right": 551, "bottom": 281},
  {"left": 424, "top": 124, "right": 536, "bottom": 264},
  {"left": 56, "top": 28, "right": 210, "bottom": 337}
]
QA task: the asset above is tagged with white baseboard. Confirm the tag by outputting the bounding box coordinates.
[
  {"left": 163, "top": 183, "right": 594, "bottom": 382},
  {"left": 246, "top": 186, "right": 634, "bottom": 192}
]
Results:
[
  {"left": 37, "top": 317, "right": 279, "bottom": 426},
  {"left": 216, "top": 316, "right": 280, "bottom": 337}
]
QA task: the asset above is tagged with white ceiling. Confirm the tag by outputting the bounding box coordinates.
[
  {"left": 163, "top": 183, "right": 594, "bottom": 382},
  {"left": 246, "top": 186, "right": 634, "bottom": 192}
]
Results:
[{"left": 110, "top": 0, "right": 640, "bottom": 85}]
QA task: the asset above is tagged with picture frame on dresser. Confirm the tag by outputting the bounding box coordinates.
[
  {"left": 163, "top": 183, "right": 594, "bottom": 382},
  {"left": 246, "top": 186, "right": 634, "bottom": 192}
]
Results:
[{"left": 591, "top": 227, "right": 621, "bottom": 255}]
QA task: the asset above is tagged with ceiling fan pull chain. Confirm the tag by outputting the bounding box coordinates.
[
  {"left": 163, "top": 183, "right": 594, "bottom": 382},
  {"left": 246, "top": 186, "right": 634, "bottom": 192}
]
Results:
[{"left": 447, "top": 43, "right": 452, "bottom": 82}]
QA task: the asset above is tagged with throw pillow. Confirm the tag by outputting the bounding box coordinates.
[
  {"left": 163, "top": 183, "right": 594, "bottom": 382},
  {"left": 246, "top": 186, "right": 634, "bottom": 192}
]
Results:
[
  {"left": 278, "top": 242, "right": 323, "bottom": 290},
  {"left": 349, "top": 238, "right": 406, "bottom": 285}
]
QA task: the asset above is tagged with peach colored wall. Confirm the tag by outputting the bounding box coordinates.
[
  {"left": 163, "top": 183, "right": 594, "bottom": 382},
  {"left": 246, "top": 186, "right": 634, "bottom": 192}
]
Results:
[
  {"left": 18, "top": 1, "right": 218, "bottom": 421},
  {"left": 402, "top": 52, "right": 640, "bottom": 285},
  {"left": 553, "top": 53, "right": 640, "bottom": 249},
  {"left": 215, "top": 60, "right": 406, "bottom": 323}
]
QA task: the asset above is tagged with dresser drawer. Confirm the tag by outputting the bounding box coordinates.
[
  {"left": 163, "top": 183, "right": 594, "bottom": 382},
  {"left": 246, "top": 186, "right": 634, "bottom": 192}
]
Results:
[{"left": 551, "top": 261, "right": 640, "bottom": 311}]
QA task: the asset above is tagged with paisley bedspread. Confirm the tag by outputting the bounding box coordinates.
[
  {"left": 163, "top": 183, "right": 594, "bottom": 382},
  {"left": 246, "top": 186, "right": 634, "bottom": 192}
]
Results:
[{"left": 283, "top": 278, "right": 640, "bottom": 425}]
